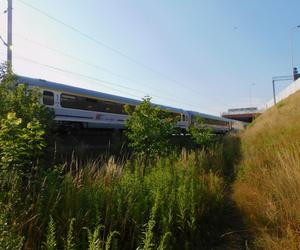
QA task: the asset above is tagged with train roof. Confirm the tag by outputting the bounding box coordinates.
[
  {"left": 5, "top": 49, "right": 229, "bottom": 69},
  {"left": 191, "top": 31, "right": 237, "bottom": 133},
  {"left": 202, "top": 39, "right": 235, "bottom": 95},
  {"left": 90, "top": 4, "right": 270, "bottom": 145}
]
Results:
[{"left": 17, "top": 76, "right": 186, "bottom": 114}]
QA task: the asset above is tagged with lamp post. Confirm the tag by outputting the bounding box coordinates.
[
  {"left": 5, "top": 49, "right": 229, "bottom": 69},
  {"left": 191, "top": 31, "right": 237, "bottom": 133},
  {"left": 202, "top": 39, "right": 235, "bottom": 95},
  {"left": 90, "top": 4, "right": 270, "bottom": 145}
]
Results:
[{"left": 291, "top": 25, "right": 300, "bottom": 78}]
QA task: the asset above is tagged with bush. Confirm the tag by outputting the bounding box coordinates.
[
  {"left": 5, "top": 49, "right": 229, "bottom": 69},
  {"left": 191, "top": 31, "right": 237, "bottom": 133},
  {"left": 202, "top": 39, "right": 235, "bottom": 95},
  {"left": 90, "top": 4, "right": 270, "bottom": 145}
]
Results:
[
  {"left": 0, "top": 66, "right": 55, "bottom": 249},
  {"left": 0, "top": 68, "right": 54, "bottom": 176},
  {"left": 0, "top": 112, "right": 46, "bottom": 175},
  {"left": 188, "top": 116, "right": 214, "bottom": 146},
  {"left": 125, "top": 97, "right": 177, "bottom": 161},
  {"left": 0, "top": 70, "right": 54, "bottom": 130}
]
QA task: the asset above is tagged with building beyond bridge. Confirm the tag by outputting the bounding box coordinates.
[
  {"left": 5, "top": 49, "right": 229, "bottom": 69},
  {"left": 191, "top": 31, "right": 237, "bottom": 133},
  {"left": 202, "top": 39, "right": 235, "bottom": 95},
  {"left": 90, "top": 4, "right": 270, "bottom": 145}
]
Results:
[{"left": 221, "top": 107, "right": 261, "bottom": 123}]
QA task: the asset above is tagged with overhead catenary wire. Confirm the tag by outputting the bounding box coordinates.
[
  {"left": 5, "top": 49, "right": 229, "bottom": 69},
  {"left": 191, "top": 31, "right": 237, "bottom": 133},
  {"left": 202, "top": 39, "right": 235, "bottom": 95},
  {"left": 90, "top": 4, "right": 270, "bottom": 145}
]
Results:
[
  {"left": 14, "top": 54, "right": 211, "bottom": 110},
  {"left": 16, "top": 0, "right": 220, "bottom": 102},
  {"left": 14, "top": 33, "right": 206, "bottom": 108},
  {"left": 14, "top": 55, "right": 142, "bottom": 99}
]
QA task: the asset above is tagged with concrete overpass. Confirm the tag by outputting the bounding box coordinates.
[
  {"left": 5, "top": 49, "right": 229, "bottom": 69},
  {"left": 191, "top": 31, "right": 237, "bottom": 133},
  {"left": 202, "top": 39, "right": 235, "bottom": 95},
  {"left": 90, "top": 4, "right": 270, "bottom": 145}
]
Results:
[{"left": 222, "top": 107, "right": 262, "bottom": 123}]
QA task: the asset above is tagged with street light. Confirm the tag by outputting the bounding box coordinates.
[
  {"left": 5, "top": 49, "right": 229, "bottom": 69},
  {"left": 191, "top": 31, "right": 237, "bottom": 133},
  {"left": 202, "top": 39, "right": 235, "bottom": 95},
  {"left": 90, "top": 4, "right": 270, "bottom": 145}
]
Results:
[{"left": 290, "top": 25, "right": 300, "bottom": 77}]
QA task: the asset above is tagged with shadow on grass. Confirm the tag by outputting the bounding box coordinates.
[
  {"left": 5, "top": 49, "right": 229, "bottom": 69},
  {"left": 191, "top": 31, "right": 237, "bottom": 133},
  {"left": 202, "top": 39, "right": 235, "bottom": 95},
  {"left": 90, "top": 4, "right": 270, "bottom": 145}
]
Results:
[{"left": 211, "top": 134, "right": 254, "bottom": 250}]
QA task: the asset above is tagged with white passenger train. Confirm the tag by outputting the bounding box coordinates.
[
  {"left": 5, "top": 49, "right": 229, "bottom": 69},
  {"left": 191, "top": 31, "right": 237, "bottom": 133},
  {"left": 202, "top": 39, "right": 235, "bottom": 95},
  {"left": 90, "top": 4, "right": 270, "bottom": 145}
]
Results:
[{"left": 18, "top": 76, "right": 240, "bottom": 133}]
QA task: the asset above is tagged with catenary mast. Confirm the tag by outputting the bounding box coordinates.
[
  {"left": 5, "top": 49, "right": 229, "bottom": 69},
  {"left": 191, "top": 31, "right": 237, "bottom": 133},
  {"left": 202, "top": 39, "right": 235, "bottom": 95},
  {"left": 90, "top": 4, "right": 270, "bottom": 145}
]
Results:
[{"left": 7, "top": 0, "right": 13, "bottom": 72}]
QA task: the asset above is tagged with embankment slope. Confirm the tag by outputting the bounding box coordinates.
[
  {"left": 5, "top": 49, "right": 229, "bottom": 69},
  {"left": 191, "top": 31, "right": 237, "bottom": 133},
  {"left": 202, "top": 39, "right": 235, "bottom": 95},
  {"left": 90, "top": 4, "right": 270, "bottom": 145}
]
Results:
[{"left": 233, "top": 90, "right": 300, "bottom": 249}]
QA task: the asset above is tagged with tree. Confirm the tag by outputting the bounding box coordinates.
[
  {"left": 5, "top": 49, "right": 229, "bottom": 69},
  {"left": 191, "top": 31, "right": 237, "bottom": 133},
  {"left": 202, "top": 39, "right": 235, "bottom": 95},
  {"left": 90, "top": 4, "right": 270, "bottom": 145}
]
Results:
[
  {"left": 125, "top": 97, "right": 177, "bottom": 161},
  {"left": 0, "top": 64, "right": 55, "bottom": 249},
  {"left": 0, "top": 66, "right": 54, "bottom": 130},
  {"left": 188, "top": 116, "right": 214, "bottom": 147},
  {"left": 0, "top": 64, "right": 54, "bottom": 176}
]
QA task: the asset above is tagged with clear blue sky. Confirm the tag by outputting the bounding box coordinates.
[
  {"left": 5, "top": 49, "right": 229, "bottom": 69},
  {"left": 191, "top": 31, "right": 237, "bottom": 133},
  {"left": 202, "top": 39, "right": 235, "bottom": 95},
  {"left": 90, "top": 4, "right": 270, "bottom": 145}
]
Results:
[{"left": 0, "top": 0, "right": 299, "bottom": 115}]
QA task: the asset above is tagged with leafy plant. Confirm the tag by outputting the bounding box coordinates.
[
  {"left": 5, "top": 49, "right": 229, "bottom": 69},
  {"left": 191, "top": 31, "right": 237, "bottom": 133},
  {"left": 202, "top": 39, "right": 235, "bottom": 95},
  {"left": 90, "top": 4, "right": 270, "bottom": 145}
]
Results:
[
  {"left": 45, "top": 216, "right": 57, "bottom": 250},
  {"left": 65, "top": 218, "right": 76, "bottom": 250},
  {"left": 140, "top": 192, "right": 160, "bottom": 250},
  {"left": 0, "top": 66, "right": 54, "bottom": 130},
  {"left": 0, "top": 203, "right": 24, "bottom": 250},
  {"left": 125, "top": 97, "right": 176, "bottom": 161},
  {"left": 0, "top": 112, "right": 46, "bottom": 175},
  {"left": 188, "top": 116, "right": 214, "bottom": 146},
  {"left": 0, "top": 65, "right": 55, "bottom": 250}
]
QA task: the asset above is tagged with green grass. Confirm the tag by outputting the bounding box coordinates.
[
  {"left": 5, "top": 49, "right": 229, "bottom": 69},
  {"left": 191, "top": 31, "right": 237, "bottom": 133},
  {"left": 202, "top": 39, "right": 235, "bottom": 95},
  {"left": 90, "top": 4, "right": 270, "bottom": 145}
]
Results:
[{"left": 0, "top": 147, "right": 231, "bottom": 249}]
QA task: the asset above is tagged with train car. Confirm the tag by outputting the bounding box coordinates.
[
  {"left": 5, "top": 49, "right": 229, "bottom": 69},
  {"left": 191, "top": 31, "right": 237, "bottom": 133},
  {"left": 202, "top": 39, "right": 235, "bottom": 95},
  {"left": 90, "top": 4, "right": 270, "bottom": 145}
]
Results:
[
  {"left": 18, "top": 76, "right": 189, "bottom": 130},
  {"left": 186, "top": 111, "right": 234, "bottom": 134}
]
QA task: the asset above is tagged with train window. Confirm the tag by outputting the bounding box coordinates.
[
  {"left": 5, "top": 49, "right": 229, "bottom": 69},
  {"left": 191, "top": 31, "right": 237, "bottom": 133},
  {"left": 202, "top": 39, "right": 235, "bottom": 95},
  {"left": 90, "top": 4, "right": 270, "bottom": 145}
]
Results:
[
  {"left": 43, "top": 91, "right": 54, "bottom": 106},
  {"left": 60, "top": 93, "right": 128, "bottom": 114}
]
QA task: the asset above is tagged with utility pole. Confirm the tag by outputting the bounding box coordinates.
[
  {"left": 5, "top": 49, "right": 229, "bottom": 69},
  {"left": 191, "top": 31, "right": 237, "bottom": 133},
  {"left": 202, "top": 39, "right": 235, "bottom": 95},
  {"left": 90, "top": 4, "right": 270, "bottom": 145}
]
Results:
[{"left": 7, "top": 0, "right": 13, "bottom": 72}]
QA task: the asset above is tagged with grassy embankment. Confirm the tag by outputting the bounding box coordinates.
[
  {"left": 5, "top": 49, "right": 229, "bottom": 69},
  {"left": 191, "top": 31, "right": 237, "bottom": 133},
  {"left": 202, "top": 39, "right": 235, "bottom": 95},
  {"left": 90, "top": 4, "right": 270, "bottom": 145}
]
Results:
[{"left": 233, "top": 90, "right": 300, "bottom": 249}]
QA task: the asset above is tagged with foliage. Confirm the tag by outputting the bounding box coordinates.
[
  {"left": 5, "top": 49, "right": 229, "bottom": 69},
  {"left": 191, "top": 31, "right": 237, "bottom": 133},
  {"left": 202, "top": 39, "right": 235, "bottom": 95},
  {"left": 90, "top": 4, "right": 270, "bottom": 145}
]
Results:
[
  {"left": 65, "top": 218, "right": 76, "bottom": 250},
  {"left": 45, "top": 216, "right": 57, "bottom": 250},
  {"left": 0, "top": 65, "right": 55, "bottom": 250},
  {"left": 140, "top": 192, "right": 160, "bottom": 250},
  {"left": 124, "top": 97, "right": 177, "bottom": 160},
  {"left": 0, "top": 112, "right": 46, "bottom": 175},
  {"left": 0, "top": 203, "right": 24, "bottom": 250},
  {"left": 0, "top": 67, "right": 54, "bottom": 174},
  {"left": 86, "top": 225, "right": 103, "bottom": 250},
  {"left": 11, "top": 150, "right": 227, "bottom": 249},
  {"left": 0, "top": 65, "right": 239, "bottom": 249},
  {"left": 85, "top": 225, "right": 119, "bottom": 250},
  {"left": 0, "top": 66, "right": 54, "bottom": 130},
  {"left": 188, "top": 115, "right": 214, "bottom": 146}
]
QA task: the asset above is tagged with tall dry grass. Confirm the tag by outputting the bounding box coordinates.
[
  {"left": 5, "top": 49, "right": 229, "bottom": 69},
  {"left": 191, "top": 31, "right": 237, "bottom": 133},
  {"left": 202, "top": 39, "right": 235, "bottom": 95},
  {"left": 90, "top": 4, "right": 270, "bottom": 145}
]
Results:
[
  {"left": 233, "top": 90, "right": 300, "bottom": 249},
  {"left": 1, "top": 148, "right": 229, "bottom": 249}
]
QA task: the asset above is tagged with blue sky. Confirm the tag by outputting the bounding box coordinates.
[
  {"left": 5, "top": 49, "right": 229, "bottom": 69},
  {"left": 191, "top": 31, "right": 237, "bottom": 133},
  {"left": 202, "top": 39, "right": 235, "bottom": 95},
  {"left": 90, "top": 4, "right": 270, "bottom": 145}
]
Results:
[{"left": 0, "top": 0, "right": 299, "bottom": 115}]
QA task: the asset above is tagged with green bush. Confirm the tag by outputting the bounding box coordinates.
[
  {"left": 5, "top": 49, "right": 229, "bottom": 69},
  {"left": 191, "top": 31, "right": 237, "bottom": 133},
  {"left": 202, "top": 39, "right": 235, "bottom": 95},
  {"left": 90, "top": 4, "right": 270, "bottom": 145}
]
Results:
[
  {"left": 0, "top": 69, "right": 54, "bottom": 176},
  {"left": 0, "top": 112, "right": 46, "bottom": 175},
  {"left": 188, "top": 116, "right": 214, "bottom": 146},
  {"left": 0, "top": 71, "right": 54, "bottom": 130},
  {"left": 125, "top": 97, "right": 177, "bottom": 161},
  {"left": 0, "top": 66, "right": 55, "bottom": 250}
]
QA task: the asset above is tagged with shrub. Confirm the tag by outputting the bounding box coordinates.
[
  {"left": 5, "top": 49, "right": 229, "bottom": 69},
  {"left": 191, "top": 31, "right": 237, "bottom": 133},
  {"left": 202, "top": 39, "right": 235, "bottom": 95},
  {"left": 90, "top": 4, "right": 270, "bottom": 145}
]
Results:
[
  {"left": 0, "top": 69, "right": 54, "bottom": 130},
  {"left": 0, "top": 66, "right": 55, "bottom": 250},
  {"left": 188, "top": 115, "right": 214, "bottom": 146},
  {"left": 125, "top": 97, "right": 176, "bottom": 161},
  {"left": 0, "top": 112, "right": 46, "bottom": 175},
  {"left": 0, "top": 67, "right": 54, "bottom": 173}
]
